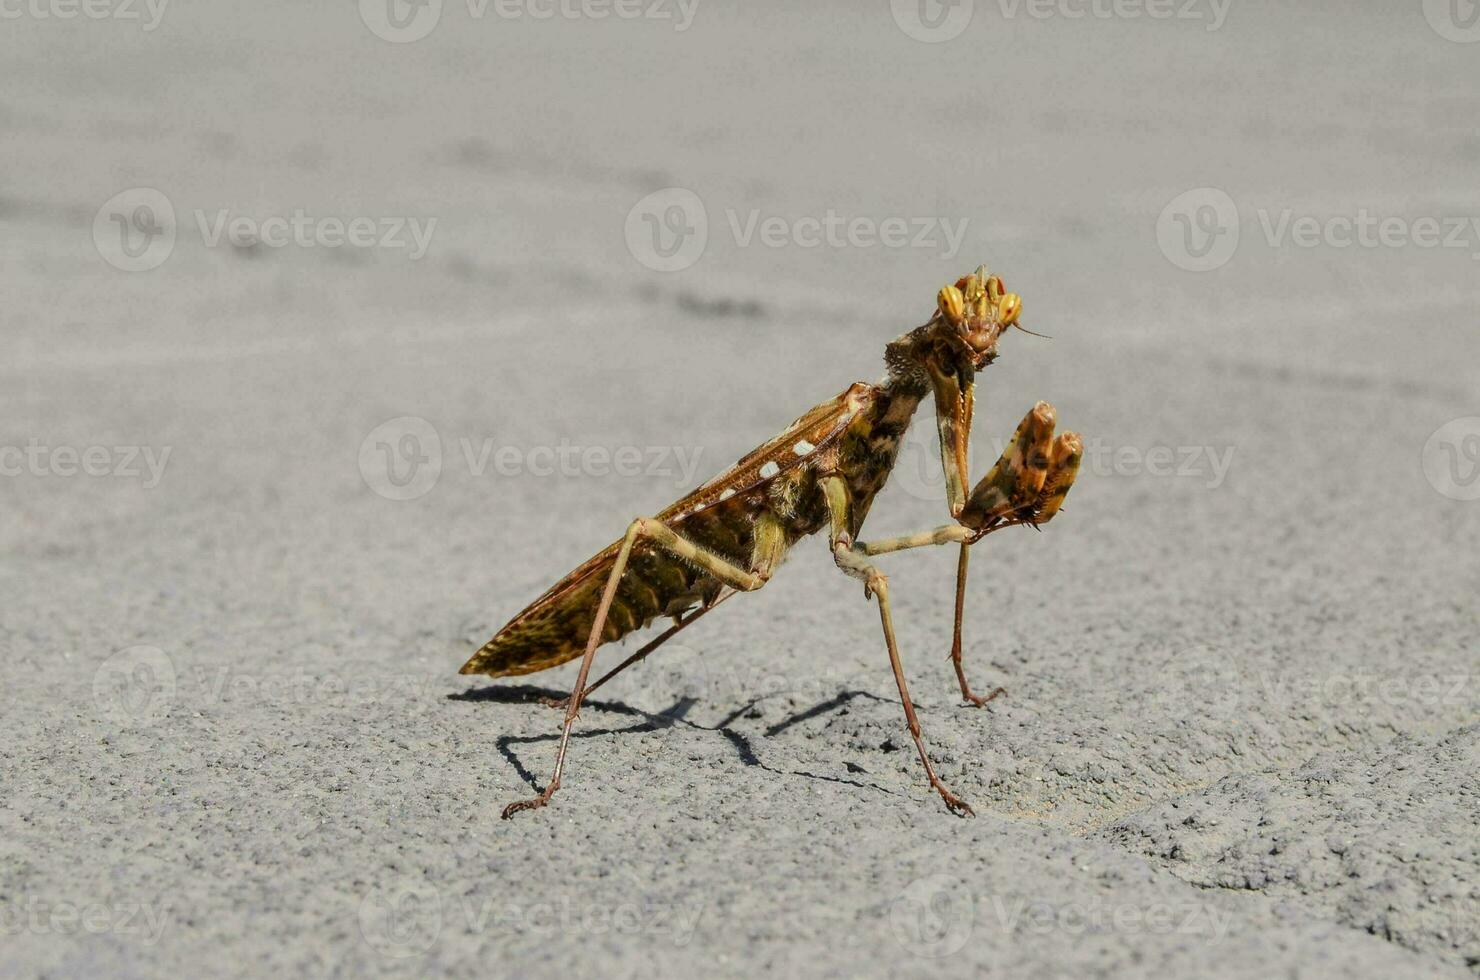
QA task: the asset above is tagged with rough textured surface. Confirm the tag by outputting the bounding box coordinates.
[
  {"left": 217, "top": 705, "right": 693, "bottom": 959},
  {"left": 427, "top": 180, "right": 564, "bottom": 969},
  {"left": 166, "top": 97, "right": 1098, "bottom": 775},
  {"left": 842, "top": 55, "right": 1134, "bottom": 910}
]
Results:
[
  {"left": 2, "top": 3, "right": 1478, "bottom": 978},
  {"left": 1099, "top": 726, "right": 1480, "bottom": 966}
]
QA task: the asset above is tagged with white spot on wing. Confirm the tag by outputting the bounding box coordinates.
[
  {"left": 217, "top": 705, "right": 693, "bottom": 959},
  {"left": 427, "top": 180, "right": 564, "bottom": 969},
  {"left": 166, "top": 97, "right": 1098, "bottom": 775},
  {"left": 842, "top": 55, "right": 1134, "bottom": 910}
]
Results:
[
  {"left": 793, "top": 439, "right": 815, "bottom": 455},
  {"left": 759, "top": 461, "right": 780, "bottom": 479},
  {"left": 719, "top": 488, "right": 736, "bottom": 500}
]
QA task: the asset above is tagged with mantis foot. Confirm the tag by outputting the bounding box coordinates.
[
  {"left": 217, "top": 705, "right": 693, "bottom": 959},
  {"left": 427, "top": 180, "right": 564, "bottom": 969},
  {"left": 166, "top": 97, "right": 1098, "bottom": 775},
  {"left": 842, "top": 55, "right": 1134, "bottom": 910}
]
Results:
[
  {"left": 935, "top": 783, "right": 976, "bottom": 817},
  {"left": 959, "top": 683, "right": 1006, "bottom": 708},
  {"left": 501, "top": 781, "right": 559, "bottom": 820}
]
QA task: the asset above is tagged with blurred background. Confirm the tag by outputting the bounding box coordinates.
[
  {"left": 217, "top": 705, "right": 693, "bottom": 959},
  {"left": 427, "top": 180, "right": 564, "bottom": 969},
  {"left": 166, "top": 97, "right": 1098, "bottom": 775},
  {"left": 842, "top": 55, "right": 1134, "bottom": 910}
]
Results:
[{"left": 2, "top": 1, "right": 1477, "bottom": 977}]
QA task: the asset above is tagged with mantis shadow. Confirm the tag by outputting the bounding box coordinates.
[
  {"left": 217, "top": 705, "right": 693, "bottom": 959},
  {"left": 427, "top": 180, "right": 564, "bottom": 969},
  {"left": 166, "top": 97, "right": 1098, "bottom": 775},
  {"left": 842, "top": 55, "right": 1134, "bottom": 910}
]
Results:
[{"left": 447, "top": 684, "right": 904, "bottom": 797}]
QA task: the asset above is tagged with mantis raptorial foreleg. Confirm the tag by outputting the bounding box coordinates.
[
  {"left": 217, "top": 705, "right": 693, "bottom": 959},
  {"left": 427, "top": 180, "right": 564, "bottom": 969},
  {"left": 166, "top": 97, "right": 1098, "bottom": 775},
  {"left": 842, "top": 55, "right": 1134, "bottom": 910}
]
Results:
[
  {"left": 948, "top": 402, "right": 1081, "bottom": 704},
  {"left": 859, "top": 402, "right": 1083, "bottom": 706},
  {"left": 501, "top": 517, "right": 780, "bottom": 819},
  {"left": 822, "top": 476, "right": 975, "bottom": 817},
  {"left": 948, "top": 546, "right": 1002, "bottom": 706}
]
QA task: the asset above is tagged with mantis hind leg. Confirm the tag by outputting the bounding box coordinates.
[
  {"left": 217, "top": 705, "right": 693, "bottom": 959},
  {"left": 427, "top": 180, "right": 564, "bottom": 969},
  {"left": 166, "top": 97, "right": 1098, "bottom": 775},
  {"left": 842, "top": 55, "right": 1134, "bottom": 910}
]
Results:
[{"left": 501, "top": 515, "right": 782, "bottom": 820}]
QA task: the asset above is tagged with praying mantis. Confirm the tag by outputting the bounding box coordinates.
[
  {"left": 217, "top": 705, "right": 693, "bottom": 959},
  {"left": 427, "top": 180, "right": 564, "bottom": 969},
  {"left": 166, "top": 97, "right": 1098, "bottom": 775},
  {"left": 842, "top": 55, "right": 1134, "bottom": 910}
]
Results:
[{"left": 461, "top": 266, "right": 1082, "bottom": 818}]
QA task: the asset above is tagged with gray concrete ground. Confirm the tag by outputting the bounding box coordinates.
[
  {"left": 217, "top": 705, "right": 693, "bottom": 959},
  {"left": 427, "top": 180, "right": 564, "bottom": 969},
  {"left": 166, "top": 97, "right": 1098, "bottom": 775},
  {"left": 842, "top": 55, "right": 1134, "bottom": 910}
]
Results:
[{"left": 2, "top": 2, "right": 1478, "bottom": 977}]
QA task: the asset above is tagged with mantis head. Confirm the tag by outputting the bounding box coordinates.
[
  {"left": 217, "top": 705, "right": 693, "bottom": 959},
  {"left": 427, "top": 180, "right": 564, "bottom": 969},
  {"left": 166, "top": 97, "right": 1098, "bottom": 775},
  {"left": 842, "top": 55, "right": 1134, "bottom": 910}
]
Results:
[
  {"left": 892, "top": 264, "right": 1034, "bottom": 515},
  {"left": 932, "top": 264, "right": 1026, "bottom": 371}
]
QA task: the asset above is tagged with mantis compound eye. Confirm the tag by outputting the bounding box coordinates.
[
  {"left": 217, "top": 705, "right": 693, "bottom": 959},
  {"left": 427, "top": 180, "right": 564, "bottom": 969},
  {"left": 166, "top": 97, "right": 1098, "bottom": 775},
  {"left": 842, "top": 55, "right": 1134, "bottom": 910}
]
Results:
[
  {"left": 999, "top": 292, "right": 1022, "bottom": 327},
  {"left": 938, "top": 284, "right": 966, "bottom": 326}
]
